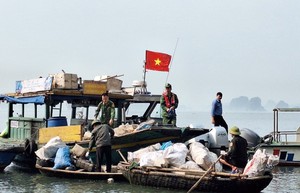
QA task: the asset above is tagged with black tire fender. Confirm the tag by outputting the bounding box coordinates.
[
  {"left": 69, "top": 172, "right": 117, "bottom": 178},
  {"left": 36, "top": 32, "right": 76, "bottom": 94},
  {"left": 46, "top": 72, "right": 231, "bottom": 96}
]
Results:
[{"left": 24, "top": 138, "right": 38, "bottom": 156}]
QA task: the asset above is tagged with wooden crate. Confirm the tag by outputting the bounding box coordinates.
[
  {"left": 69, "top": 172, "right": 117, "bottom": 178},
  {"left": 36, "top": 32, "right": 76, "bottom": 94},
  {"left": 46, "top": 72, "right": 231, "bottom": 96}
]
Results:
[
  {"left": 83, "top": 80, "right": 107, "bottom": 95},
  {"left": 39, "top": 125, "right": 82, "bottom": 144}
]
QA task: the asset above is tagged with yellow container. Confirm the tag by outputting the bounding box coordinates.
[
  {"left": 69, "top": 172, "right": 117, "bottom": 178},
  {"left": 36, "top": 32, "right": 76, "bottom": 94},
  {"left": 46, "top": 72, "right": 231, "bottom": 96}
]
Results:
[{"left": 83, "top": 80, "right": 106, "bottom": 95}]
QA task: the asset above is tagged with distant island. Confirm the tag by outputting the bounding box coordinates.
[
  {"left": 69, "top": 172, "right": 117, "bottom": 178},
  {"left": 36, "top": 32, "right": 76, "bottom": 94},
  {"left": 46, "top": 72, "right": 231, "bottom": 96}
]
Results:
[
  {"left": 227, "top": 96, "right": 291, "bottom": 112},
  {"left": 179, "top": 96, "right": 299, "bottom": 112}
]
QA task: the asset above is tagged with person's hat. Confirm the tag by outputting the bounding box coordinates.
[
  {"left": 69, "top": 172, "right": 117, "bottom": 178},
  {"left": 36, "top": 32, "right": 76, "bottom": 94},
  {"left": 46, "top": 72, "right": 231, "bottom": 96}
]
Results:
[
  {"left": 101, "top": 91, "right": 108, "bottom": 96},
  {"left": 165, "top": 83, "right": 172, "bottom": 88},
  {"left": 229, "top": 126, "right": 241, "bottom": 135},
  {"left": 91, "top": 120, "right": 101, "bottom": 127}
]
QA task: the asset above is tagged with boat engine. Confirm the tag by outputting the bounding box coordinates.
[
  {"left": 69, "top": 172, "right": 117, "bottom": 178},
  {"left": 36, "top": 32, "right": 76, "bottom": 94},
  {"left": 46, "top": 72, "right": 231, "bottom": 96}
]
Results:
[
  {"left": 186, "top": 126, "right": 228, "bottom": 155},
  {"left": 239, "top": 128, "right": 262, "bottom": 148}
]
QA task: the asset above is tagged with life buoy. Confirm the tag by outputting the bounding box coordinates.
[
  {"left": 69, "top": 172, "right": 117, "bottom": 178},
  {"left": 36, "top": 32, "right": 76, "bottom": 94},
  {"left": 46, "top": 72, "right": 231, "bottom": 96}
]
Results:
[{"left": 262, "top": 134, "right": 273, "bottom": 144}]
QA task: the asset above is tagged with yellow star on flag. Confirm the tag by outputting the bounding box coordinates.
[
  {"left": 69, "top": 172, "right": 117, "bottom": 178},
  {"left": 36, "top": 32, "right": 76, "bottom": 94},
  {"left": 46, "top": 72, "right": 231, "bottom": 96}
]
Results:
[{"left": 154, "top": 58, "right": 161, "bottom": 65}]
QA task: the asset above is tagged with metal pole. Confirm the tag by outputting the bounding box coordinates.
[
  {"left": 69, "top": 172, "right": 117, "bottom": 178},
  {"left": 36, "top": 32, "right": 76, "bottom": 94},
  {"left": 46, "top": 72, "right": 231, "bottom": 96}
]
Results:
[{"left": 165, "top": 38, "right": 179, "bottom": 84}]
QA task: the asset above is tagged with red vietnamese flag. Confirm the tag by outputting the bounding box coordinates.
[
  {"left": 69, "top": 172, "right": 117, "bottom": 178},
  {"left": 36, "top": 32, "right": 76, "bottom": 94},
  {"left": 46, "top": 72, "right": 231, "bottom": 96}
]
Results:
[{"left": 145, "top": 50, "right": 172, "bottom": 72}]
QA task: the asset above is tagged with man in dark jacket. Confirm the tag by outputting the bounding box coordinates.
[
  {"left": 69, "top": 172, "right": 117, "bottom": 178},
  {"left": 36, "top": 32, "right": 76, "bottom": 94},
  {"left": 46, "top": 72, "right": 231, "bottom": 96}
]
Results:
[
  {"left": 220, "top": 126, "right": 248, "bottom": 172},
  {"left": 88, "top": 120, "right": 115, "bottom": 172}
]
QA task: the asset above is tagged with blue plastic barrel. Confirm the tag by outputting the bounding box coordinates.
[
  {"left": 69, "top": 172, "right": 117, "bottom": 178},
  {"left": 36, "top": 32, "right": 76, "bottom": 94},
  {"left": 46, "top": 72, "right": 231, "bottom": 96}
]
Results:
[{"left": 47, "top": 117, "right": 67, "bottom": 127}]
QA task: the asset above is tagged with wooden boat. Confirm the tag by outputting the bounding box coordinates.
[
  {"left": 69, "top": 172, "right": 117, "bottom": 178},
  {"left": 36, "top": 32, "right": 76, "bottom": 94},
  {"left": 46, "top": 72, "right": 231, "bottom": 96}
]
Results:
[
  {"left": 256, "top": 108, "right": 300, "bottom": 166},
  {"left": 35, "top": 164, "right": 126, "bottom": 181},
  {"left": 118, "top": 163, "right": 273, "bottom": 193},
  {"left": 0, "top": 74, "right": 209, "bottom": 169}
]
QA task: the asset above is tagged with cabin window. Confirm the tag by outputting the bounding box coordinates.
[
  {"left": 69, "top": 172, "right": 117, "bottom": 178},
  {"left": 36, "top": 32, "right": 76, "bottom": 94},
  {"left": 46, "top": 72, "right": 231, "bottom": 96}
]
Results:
[
  {"left": 11, "top": 103, "right": 45, "bottom": 119},
  {"left": 150, "top": 104, "right": 162, "bottom": 118}
]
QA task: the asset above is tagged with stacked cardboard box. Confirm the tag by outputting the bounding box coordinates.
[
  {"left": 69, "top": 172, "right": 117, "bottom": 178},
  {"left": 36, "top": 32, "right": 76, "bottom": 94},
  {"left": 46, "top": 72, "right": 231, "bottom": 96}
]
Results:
[
  {"left": 106, "top": 78, "right": 123, "bottom": 91},
  {"left": 53, "top": 73, "right": 78, "bottom": 89}
]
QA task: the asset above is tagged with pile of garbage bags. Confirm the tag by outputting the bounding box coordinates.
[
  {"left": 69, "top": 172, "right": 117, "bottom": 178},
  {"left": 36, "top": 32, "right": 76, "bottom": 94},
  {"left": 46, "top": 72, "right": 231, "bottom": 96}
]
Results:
[
  {"left": 127, "top": 141, "right": 279, "bottom": 176},
  {"left": 127, "top": 141, "right": 223, "bottom": 172},
  {"left": 35, "top": 136, "right": 94, "bottom": 171}
]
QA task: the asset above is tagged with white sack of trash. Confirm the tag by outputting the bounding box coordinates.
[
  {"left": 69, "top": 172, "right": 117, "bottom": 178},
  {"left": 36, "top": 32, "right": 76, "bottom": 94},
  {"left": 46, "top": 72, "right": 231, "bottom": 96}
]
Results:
[
  {"left": 163, "top": 143, "right": 189, "bottom": 167},
  {"left": 189, "top": 142, "right": 222, "bottom": 171},
  {"left": 35, "top": 136, "right": 67, "bottom": 160},
  {"left": 139, "top": 151, "right": 166, "bottom": 167},
  {"left": 127, "top": 143, "right": 161, "bottom": 163},
  {"left": 113, "top": 119, "right": 156, "bottom": 137},
  {"left": 113, "top": 123, "right": 138, "bottom": 136},
  {"left": 243, "top": 148, "right": 279, "bottom": 177}
]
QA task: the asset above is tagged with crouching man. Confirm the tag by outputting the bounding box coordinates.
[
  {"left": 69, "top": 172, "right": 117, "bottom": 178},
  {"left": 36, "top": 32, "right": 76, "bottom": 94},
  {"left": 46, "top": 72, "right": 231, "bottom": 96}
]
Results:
[
  {"left": 220, "top": 126, "right": 248, "bottom": 173},
  {"left": 88, "top": 120, "right": 115, "bottom": 172}
]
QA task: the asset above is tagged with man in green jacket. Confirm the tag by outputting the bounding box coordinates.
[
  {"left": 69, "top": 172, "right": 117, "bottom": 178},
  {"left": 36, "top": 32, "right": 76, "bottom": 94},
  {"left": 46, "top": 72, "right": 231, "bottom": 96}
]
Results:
[
  {"left": 160, "top": 83, "right": 179, "bottom": 126},
  {"left": 94, "top": 92, "right": 115, "bottom": 127}
]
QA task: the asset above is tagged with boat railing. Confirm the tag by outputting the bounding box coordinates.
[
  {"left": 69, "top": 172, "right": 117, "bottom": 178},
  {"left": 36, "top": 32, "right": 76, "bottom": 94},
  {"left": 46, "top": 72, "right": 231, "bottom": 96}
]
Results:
[
  {"left": 273, "top": 108, "right": 300, "bottom": 143},
  {"left": 272, "top": 130, "right": 300, "bottom": 144}
]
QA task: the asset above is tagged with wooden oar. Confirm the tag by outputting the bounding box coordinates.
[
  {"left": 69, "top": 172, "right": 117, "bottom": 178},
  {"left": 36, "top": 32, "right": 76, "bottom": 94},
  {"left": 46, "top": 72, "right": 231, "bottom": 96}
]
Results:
[
  {"left": 116, "top": 149, "right": 128, "bottom": 163},
  {"left": 187, "top": 155, "right": 222, "bottom": 193}
]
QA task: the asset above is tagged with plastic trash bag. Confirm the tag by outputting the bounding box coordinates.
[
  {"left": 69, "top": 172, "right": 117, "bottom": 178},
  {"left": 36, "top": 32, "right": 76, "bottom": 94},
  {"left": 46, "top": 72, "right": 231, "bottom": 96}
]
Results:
[{"left": 53, "top": 146, "right": 73, "bottom": 169}]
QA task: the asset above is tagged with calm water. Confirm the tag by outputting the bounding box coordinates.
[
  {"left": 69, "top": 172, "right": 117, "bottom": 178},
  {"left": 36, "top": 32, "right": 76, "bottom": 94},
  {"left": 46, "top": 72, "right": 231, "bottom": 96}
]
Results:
[
  {"left": 1, "top": 109, "right": 300, "bottom": 193},
  {"left": 1, "top": 164, "right": 300, "bottom": 193}
]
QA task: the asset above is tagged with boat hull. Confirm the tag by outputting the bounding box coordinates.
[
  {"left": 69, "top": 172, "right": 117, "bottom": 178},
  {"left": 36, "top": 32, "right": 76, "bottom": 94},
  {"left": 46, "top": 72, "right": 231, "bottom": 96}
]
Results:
[
  {"left": 0, "top": 152, "right": 17, "bottom": 172},
  {"left": 36, "top": 164, "right": 126, "bottom": 181},
  {"left": 120, "top": 166, "right": 273, "bottom": 193},
  {"left": 0, "top": 139, "right": 25, "bottom": 171},
  {"left": 259, "top": 143, "right": 300, "bottom": 166}
]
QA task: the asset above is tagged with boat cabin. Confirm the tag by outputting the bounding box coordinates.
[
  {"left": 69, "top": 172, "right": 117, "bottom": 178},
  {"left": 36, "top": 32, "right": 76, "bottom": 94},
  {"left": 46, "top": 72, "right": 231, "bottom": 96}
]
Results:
[
  {"left": 272, "top": 108, "right": 300, "bottom": 143},
  {"left": 0, "top": 74, "right": 163, "bottom": 144}
]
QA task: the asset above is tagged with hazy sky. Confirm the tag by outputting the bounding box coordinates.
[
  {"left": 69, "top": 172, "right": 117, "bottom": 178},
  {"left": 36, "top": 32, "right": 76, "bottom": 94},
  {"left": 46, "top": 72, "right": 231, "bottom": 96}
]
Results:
[{"left": 1, "top": 1, "right": 299, "bottom": 111}]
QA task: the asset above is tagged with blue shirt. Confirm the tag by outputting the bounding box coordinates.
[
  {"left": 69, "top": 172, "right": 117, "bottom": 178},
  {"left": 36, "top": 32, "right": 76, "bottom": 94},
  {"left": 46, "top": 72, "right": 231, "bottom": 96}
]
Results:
[{"left": 211, "top": 99, "right": 222, "bottom": 116}]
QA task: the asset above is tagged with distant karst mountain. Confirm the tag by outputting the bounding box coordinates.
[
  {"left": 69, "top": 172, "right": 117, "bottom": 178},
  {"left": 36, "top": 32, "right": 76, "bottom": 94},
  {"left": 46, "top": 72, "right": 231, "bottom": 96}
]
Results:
[
  {"left": 228, "top": 96, "right": 291, "bottom": 112},
  {"left": 229, "top": 96, "right": 265, "bottom": 111}
]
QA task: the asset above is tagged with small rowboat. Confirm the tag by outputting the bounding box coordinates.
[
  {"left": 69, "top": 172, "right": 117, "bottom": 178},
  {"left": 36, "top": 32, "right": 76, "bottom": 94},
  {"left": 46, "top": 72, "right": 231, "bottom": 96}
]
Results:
[
  {"left": 118, "top": 163, "right": 273, "bottom": 193},
  {"left": 35, "top": 164, "right": 126, "bottom": 181}
]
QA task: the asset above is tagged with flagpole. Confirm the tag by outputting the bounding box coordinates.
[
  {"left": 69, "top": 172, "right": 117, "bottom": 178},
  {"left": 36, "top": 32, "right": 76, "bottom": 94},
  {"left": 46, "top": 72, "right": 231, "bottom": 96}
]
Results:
[
  {"left": 143, "top": 59, "right": 146, "bottom": 81},
  {"left": 142, "top": 59, "right": 147, "bottom": 94},
  {"left": 165, "top": 38, "right": 179, "bottom": 84}
]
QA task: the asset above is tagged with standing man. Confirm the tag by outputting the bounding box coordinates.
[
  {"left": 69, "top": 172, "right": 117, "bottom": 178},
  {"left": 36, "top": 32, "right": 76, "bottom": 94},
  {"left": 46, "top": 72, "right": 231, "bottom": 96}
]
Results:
[
  {"left": 220, "top": 126, "right": 248, "bottom": 173},
  {"left": 94, "top": 92, "right": 115, "bottom": 127},
  {"left": 160, "top": 83, "right": 179, "bottom": 126},
  {"left": 211, "top": 92, "right": 228, "bottom": 132},
  {"left": 88, "top": 120, "right": 115, "bottom": 172}
]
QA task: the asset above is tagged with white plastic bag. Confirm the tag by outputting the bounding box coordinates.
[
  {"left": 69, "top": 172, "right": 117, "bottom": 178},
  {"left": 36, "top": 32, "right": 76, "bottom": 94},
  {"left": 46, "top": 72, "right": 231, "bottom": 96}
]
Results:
[
  {"left": 139, "top": 151, "right": 167, "bottom": 167},
  {"left": 243, "top": 149, "right": 269, "bottom": 177},
  {"left": 35, "top": 136, "right": 67, "bottom": 160},
  {"left": 179, "top": 160, "right": 203, "bottom": 170},
  {"left": 189, "top": 142, "right": 222, "bottom": 171},
  {"left": 163, "top": 143, "right": 188, "bottom": 167},
  {"left": 127, "top": 143, "right": 161, "bottom": 163}
]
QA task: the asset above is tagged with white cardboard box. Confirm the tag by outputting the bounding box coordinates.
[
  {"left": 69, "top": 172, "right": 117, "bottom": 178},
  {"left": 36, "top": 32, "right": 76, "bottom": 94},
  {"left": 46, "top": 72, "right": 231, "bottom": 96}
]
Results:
[{"left": 107, "top": 78, "right": 122, "bottom": 91}]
